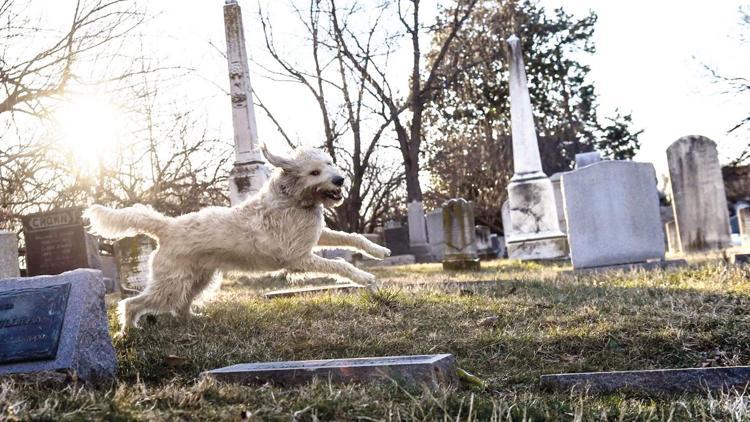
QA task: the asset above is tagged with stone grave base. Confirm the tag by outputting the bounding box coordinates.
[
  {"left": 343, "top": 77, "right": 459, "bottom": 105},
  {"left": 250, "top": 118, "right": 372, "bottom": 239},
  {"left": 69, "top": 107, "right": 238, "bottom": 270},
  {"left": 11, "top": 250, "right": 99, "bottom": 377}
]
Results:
[
  {"left": 442, "top": 258, "right": 481, "bottom": 271},
  {"left": 564, "top": 259, "right": 687, "bottom": 275},
  {"left": 507, "top": 235, "right": 568, "bottom": 261},
  {"left": 541, "top": 365, "right": 750, "bottom": 394},
  {"left": 203, "top": 354, "right": 457, "bottom": 389}
]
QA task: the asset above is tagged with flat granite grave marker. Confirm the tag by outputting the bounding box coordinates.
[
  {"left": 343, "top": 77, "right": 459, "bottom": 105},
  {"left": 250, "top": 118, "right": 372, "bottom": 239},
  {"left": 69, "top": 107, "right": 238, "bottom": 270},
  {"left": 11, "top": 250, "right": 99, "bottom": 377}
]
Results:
[
  {"left": 0, "top": 269, "right": 116, "bottom": 382},
  {"left": 263, "top": 284, "right": 363, "bottom": 299},
  {"left": 22, "top": 207, "right": 100, "bottom": 277},
  {"left": 203, "top": 354, "right": 457, "bottom": 389},
  {"left": 541, "top": 366, "right": 750, "bottom": 395}
]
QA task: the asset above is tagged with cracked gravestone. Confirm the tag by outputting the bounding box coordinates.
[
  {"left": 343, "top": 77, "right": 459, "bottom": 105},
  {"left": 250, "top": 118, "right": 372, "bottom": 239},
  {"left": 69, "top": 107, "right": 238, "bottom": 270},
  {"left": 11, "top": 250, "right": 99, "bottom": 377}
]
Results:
[
  {"left": 0, "top": 269, "right": 116, "bottom": 382},
  {"left": 203, "top": 354, "right": 457, "bottom": 389}
]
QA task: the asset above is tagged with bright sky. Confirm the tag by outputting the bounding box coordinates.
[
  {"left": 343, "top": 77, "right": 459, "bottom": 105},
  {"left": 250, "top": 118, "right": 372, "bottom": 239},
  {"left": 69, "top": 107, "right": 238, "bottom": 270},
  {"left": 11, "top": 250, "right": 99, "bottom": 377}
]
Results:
[{"left": 43, "top": 0, "right": 749, "bottom": 179}]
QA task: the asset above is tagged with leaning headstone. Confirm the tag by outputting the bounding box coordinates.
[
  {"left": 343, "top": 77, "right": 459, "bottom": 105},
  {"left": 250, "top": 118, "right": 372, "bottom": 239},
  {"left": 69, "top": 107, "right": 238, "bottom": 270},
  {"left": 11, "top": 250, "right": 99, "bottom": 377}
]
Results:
[
  {"left": 426, "top": 209, "right": 445, "bottom": 261},
  {"left": 562, "top": 161, "right": 665, "bottom": 269},
  {"left": 442, "top": 199, "right": 480, "bottom": 271},
  {"left": 0, "top": 231, "right": 20, "bottom": 279},
  {"left": 22, "top": 208, "right": 100, "bottom": 277},
  {"left": 504, "top": 35, "right": 567, "bottom": 260},
  {"left": 739, "top": 207, "right": 750, "bottom": 247},
  {"left": 575, "top": 151, "right": 602, "bottom": 168},
  {"left": 115, "top": 235, "right": 155, "bottom": 295},
  {"left": 384, "top": 226, "right": 410, "bottom": 256},
  {"left": 0, "top": 269, "right": 116, "bottom": 382},
  {"left": 667, "top": 136, "right": 731, "bottom": 253},
  {"left": 204, "top": 354, "right": 456, "bottom": 389},
  {"left": 541, "top": 365, "right": 750, "bottom": 395}
]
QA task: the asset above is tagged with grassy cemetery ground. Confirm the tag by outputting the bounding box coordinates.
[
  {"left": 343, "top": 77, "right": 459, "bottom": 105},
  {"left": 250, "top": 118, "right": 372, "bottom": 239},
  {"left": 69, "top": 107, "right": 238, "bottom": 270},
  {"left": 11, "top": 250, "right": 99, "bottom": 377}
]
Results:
[{"left": 4, "top": 260, "right": 750, "bottom": 420}]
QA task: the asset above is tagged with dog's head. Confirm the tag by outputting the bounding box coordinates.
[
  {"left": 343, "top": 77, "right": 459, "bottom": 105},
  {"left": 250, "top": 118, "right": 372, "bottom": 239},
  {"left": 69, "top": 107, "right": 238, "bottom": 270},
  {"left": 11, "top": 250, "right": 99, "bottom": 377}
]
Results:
[{"left": 262, "top": 145, "right": 345, "bottom": 208}]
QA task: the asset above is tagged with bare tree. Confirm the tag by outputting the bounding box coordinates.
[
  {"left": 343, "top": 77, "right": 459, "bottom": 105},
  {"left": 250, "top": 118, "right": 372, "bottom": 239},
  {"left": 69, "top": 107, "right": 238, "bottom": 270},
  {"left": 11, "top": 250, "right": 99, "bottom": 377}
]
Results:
[
  {"left": 258, "top": 0, "right": 404, "bottom": 232},
  {"left": 330, "top": 0, "right": 478, "bottom": 204}
]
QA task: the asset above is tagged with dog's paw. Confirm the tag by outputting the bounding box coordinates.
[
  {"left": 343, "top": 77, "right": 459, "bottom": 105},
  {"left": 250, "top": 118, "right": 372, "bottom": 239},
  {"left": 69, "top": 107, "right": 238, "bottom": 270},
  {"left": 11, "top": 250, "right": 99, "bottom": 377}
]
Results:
[
  {"left": 352, "top": 270, "right": 376, "bottom": 286},
  {"left": 367, "top": 245, "right": 391, "bottom": 260}
]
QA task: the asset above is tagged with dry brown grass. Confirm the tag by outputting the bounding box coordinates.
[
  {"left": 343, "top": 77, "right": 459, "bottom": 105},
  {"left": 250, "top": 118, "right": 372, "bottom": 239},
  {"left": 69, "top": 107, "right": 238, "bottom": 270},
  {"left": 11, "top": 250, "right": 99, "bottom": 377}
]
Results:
[{"left": 3, "top": 259, "right": 750, "bottom": 420}]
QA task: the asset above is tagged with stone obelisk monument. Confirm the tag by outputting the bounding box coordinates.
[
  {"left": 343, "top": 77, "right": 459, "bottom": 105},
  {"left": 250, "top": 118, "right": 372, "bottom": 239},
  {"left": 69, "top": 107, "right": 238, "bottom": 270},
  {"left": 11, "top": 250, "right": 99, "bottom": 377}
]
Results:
[
  {"left": 504, "top": 35, "right": 567, "bottom": 260},
  {"left": 224, "top": 0, "right": 270, "bottom": 205}
]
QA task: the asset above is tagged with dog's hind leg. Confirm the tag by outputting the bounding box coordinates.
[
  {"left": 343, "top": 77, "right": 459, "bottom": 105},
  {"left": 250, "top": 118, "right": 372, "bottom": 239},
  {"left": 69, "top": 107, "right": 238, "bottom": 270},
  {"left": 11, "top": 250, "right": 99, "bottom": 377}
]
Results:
[
  {"left": 292, "top": 254, "right": 376, "bottom": 287},
  {"left": 174, "top": 269, "right": 216, "bottom": 320}
]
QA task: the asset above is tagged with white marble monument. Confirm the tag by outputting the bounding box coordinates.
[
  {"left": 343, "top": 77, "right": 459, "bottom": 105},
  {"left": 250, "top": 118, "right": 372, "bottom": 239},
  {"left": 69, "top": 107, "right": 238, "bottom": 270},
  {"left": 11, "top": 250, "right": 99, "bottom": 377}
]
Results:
[
  {"left": 504, "top": 35, "right": 567, "bottom": 260},
  {"left": 224, "top": 0, "right": 270, "bottom": 205},
  {"left": 739, "top": 207, "right": 750, "bottom": 247},
  {"left": 562, "top": 161, "right": 665, "bottom": 269}
]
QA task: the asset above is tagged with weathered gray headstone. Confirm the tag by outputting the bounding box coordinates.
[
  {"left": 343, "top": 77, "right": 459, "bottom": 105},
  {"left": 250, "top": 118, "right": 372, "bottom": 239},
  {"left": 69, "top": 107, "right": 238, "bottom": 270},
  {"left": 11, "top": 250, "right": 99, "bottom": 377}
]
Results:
[
  {"left": 384, "top": 226, "right": 410, "bottom": 256},
  {"left": 575, "top": 151, "right": 602, "bottom": 168},
  {"left": 442, "top": 199, "right": 480, "bottom": 271},
  {"left": 0, "top": 231, "right": 19, "bottom": 279},
  {"left": 500, "top": 200, "right": 511, "bottom": 243},
  {"left": 426, "top": 209, "right": 444, "bottom": 261},
  {"left": 504, "top": 35, "right": 567, "bottom": 260},
  {"left": 98, "top": 254, "right": 118, "bottom": 293},
  {"left": 541, "top": 365, "right": 750, "bottom": 395},
  {"left": 667, "top": 136, "right": 731, "bottom": 253},
  {"left": 204, "top": 354, "right": 456, "bottom": 389},
  {"left": 115, "top": 235, "right": 155, "bottom": 295},
  {"left": 0, "top": 269, "right": 116, "bottom": 382},
  {"left": 739, "top": 207, "right": 750, "bottom": 247},
  {"left": 562, "top": 161, "right": 665, "bottom": 269},
  {"left": 22, "top": 208, "right": 101, "bottom": 277}
]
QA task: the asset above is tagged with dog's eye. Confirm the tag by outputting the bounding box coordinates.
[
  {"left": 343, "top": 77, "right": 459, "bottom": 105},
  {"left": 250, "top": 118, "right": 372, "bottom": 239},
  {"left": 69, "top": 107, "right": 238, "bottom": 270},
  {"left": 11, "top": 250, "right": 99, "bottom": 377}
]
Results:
[{"left": 310, "top": 170, "right": 321, "bottom": 176}]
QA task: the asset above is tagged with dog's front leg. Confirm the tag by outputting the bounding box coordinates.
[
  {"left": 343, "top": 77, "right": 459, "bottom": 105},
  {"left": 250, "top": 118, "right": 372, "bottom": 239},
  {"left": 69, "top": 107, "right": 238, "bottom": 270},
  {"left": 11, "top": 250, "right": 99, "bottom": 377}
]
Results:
[
  {"left": 318, "top": 228, "right": 391, "bottom": 259},
  {"left": 294, "top": 254, "right": 377, "bottom": 287}
]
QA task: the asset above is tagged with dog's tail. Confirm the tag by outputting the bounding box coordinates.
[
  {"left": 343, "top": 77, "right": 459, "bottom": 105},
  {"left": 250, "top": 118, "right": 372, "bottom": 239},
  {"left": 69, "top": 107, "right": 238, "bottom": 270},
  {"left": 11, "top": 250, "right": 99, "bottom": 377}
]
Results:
[{"left": 84, "top": 204, "right": 171, "bottom": 239}]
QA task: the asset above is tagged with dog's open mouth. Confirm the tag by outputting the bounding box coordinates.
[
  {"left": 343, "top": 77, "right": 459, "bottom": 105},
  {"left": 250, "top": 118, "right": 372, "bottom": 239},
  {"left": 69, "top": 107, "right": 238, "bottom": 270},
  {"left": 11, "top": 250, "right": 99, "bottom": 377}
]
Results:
[{"left": 320, "top": 188, "right": 343, "bottom": 201}]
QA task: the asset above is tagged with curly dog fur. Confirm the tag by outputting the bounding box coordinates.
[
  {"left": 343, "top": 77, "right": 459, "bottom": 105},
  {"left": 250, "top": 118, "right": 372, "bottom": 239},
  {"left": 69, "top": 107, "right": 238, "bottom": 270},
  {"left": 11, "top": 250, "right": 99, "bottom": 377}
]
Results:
[{"left": 84, "top": 145, "right": 391, "bottom": 335}]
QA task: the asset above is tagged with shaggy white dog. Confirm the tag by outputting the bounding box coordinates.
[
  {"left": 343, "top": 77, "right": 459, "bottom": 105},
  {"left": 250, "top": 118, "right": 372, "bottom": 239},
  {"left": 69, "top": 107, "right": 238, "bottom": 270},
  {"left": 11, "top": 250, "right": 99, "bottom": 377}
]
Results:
[{"left": 84, "top": 146, "right": 391, "bottom": 335}]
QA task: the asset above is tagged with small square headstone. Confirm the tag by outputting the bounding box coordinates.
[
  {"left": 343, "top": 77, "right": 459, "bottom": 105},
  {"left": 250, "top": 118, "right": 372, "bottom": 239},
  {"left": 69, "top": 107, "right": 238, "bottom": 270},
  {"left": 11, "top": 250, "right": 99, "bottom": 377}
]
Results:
[
  {"left": 22, "top": 207, "right": 100, "bottom": 277},
  {"left": 0, "top": 269, "right": 116, "bottom": 382}
]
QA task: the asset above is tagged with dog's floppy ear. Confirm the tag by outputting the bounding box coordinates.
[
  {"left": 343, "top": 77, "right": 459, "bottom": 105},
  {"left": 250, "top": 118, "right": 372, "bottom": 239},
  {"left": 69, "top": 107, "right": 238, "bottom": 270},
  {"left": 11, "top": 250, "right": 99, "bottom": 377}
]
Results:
[{"left": 261, "top": 144, "right": 295, "bottom": 171}]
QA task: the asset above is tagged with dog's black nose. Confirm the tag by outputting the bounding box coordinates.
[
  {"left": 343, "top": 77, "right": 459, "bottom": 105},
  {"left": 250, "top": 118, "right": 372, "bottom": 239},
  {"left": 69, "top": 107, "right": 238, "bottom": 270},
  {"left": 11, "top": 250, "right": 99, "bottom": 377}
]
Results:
[{"left": 332, "top": 176, "right": 345, "bottom": 187}]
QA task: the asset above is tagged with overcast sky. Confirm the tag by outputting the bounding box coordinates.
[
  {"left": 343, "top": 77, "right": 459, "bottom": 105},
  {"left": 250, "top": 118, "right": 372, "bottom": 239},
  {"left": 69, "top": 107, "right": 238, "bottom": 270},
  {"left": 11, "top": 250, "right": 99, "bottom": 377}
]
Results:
[{"left": 43, "top": 0, "right": 750, "bottom": 178}]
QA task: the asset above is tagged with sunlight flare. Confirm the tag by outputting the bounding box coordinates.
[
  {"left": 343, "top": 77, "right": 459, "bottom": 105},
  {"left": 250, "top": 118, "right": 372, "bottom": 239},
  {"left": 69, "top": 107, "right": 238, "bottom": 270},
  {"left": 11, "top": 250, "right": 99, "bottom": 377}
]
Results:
[{"left": 55, "top": 95, "right": 121, "bottom": 171}]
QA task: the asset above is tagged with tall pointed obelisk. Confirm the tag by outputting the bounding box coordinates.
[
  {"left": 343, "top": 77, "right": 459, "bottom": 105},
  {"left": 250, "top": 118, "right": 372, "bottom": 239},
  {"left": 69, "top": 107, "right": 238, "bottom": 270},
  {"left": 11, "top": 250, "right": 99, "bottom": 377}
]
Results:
[
  {"left": 504, "top": 35, "right": 567, "bottom": 260},
  {"left": 224, "top": 0, "right": 270, "bottom": 205}
]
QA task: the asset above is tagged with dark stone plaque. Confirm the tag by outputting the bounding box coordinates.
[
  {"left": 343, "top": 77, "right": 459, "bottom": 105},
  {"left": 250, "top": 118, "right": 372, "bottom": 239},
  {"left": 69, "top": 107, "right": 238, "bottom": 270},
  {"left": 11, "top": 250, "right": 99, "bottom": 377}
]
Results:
[
  {"left": 0, "top": 283, "right": 70, "bottom": 364},
  {"left": 384, "top": 227, "right": 410, "bottom": 256},
  {"left": 23, "top": 208, "right": 90, "bottom": 276}
]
